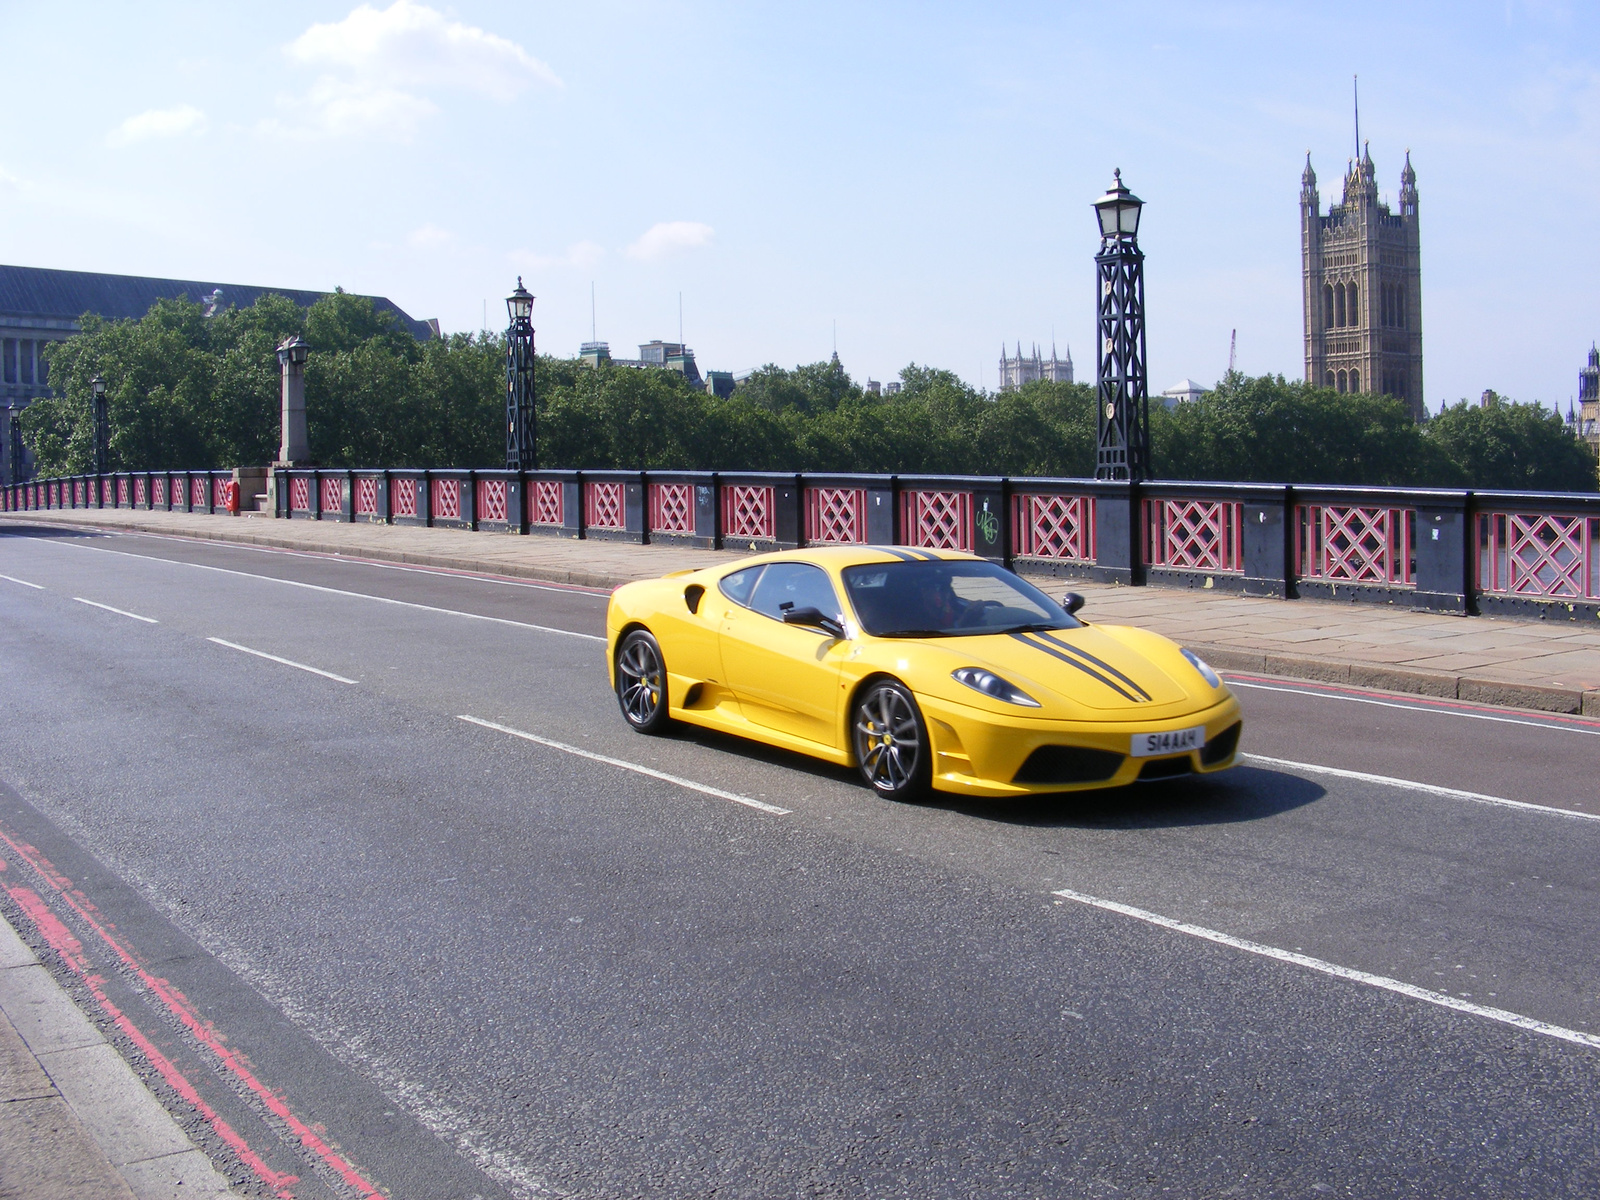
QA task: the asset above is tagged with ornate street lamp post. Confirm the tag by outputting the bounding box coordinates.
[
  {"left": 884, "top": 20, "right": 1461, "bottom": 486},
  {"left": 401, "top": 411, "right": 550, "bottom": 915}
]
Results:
[
  {"left": 1092, "top": 170, "right": 1149, "bottom": 480},
  {"left": 505, "top": 278, "right": 537, "bottom": 471},
  {"left": 91, "top": 374, "right": 108, "bottom": 477},
  {"left": 7, "top": 404, "right": 23, "bottom": 486}
]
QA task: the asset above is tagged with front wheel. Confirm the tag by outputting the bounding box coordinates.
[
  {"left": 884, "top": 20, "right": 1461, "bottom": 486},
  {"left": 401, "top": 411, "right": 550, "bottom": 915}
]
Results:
[
  {"left": 852, "top": 680, "right": 932, "bottom": 802},
  {"left": 616, "top": 630, "right": 671, "bottom": 734}
]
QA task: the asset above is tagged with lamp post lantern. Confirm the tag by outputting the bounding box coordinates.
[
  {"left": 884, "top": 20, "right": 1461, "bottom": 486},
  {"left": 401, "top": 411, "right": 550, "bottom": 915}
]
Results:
[
  {"left": 7, "top": 404, "right": 23, "bottom": 487},
  {"left": 505, "top": 277, "right": 537, "bottom": 471},
  {"left": 90, "top": 374, "right": 108, "bottom": 476},
  {"left": 1092, "top": 169, "right": 1149, "bottom": 481}
]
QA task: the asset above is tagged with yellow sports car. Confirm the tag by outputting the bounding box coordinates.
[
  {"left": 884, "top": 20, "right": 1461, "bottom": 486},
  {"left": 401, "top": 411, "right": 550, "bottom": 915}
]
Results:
[{"left": 606, "top": 547, "right": 1241, "bottom": 802}]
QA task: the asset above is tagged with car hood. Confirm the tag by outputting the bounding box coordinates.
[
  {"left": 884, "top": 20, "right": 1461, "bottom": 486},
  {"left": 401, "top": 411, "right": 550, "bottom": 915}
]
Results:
[{"left": 866, "top": 624, "right": 1220, "bottom": 719}]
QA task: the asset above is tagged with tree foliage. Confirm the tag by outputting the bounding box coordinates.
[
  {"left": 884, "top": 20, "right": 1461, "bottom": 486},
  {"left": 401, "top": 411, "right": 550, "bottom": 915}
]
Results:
[{"left": 19, "top": 297, "right": 1597, "bottom": 494}]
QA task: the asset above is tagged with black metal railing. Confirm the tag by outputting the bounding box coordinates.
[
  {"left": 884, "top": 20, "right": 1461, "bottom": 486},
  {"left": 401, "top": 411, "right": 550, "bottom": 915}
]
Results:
[{"left": 5, "top": 468, "right": 1598, "bottom": 620}]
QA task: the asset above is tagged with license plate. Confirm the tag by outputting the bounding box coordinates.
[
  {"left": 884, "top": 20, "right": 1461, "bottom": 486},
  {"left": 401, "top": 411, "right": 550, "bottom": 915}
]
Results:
[{"left": 1131, "top": 726, "right": 1205, "bottom": 758}]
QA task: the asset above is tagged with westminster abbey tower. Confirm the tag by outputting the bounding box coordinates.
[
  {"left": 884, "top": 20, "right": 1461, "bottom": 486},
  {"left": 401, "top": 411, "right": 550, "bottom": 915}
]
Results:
[{"left": 1300, "top": 146, "right": 1423, "bottom": 419}]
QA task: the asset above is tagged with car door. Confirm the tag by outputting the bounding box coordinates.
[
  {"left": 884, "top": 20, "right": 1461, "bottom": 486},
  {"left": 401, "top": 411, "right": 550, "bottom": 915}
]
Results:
[{"left": 717, "top": 562, "right": 849, "bottom": 747}]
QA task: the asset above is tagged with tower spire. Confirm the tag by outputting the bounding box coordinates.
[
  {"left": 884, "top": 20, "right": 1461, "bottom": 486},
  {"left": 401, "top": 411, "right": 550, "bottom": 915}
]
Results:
[{"left": 1353, "top": 74, "right": 1360, "bottom": 162}]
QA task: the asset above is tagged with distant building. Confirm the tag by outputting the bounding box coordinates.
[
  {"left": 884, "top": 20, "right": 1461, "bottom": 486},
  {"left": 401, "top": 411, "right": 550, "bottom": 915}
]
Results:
[
  {"left": 704, "top": 370, "right": 735, "bottom": 399},
  {"left": 1300, "top": 146, "right": 1424, "bottom": 417},
  {"left": 884, "top": 380, "right": 902, "bottom": 396},
  {"left": 580, "top": 339, "right": 706, "bottom": 389},
  {"left": 1571, "top": 343, "right": 1600, "bottom": 460},
  {"left": 0, "top": 263, "right": 433, "bottom": 485},
  {"left": 865, "top": 379, "right": 881, "bottom": 397},
  {"left": 1160, "top": 378, "right": 1208, "bottom": 408},
  {"left": 998, "top": 342, "right": 1072, "bottom": 391}
]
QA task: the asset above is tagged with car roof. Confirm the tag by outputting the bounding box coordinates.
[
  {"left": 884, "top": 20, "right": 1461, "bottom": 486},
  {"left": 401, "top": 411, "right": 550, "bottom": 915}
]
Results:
[{"left": 704, "top": 546, "right": 982, "bottom": 572}]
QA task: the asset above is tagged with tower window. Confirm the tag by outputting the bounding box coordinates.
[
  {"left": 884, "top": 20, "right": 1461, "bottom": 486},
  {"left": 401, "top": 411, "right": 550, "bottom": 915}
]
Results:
[
  {"left": 1397, "top": 288, "right": 1405, "bottom": 329},
  {"left": 1323, "top": 285, "right": 1334, "bottom": 330},
  {"left": 1348, "top": 283, "right": 1359, "bottom": 326},
  {"left": 1335, "top": 283, "right": 1346, "bottom": 328},
  {"left": 1350, "top": 369, "right": 1360, "bottom": 392},
  {"left": 1337, "top": 370, "right": 1347, "bottom": 393}
]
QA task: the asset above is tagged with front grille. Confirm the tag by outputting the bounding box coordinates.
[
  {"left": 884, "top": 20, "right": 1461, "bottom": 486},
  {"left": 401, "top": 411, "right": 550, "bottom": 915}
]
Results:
[
  {"left": 1014, "top": 745, "right": 1125, "bottom": 785},
  {"left": 1137, "top": 756, "right": 1193, "bottom": 780},
  {"left": 1201, "top": 722, "right": 1242, "bottom": 766}
]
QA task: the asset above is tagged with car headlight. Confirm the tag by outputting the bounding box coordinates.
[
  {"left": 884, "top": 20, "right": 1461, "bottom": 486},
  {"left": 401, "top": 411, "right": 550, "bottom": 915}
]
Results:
[
  {"left": 1181, "top": 648, "right": 1221, "bottom": 689},
  {"left": 952, "top": 667, "right": 1041, "bottom": 707}
]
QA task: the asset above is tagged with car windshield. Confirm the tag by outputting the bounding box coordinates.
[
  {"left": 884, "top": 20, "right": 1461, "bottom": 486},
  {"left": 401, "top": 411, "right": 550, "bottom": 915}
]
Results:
[{"left": 841, "top": 559, "right": 1081, "bottom": 637}]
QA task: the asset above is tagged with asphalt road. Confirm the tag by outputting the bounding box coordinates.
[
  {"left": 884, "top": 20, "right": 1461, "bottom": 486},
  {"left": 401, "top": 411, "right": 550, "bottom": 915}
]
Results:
[{"left": 0, "top": 522, "right": 1596, "bottom": 1200}]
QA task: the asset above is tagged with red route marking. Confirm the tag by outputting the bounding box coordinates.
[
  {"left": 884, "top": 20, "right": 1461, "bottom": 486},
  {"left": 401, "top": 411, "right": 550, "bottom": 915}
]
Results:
[
  {"left": 1223, "top": 670, "right": 1600, "bottom": 731},
  {"left": 0, "top": 829, "right": 384, "bottom": 1200}
]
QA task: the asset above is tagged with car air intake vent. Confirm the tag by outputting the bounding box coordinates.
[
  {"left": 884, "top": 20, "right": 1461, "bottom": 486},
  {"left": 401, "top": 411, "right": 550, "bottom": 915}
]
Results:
[
  {"left": 1201, "top": 721, "right": 1241, "bottom": 766},
  {"left": 1014, "top": 745, "right": 1124, "bottom": 785},
  {"left": 1137, "top": 756, "right": 1192, "bottom": 780}
]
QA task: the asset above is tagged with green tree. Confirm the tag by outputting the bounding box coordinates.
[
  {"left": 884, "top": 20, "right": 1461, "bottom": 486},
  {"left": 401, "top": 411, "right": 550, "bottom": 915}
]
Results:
[{"left": 1421, "top": 397, "right": 1598, "bottom": 491}]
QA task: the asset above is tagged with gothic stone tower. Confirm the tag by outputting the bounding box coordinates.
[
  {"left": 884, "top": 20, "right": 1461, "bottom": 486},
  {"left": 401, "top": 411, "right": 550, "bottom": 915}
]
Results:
[{"left": 1301, "top": 146, "right": 1423, "bottom": 419}]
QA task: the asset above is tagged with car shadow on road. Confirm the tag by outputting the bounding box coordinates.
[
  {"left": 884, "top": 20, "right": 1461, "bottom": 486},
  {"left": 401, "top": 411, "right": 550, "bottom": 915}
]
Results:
[{"left": 936, "top": 765, "right": 1325, "bottom": 830}]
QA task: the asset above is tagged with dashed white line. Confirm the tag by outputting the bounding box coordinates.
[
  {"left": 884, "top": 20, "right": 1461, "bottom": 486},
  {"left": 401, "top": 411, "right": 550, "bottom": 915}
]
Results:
[
  {"left": 0, "top": 573, "right": 44, "bottom": 589},
  {"left": 72, "top": 597, "right": 158, "bottom": 623},
  {"left": 457, "top": 715, "right": 791, "bottom": 816},
  {"left": 1242, "top": 753, "right": 1600, "bottom": 822},
  {"left": 1051, "top": 885, "right": 1600, "bottom": 1052},
  {"left": 45, "top": 539, "right": 606, "bottom": 642},
  {"left": 207, "top": 637, "right": 357, "bottom": 684},
  {"left": 1228, "top": 678, "right": 1600, "bottom": 737}
]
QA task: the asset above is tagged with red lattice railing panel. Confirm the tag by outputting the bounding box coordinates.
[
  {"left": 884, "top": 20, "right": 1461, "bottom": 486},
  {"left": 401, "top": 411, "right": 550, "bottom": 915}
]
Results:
[
  {"left": 1478, "top": 511, "right": 1598, "bottom": 599},
  {"left": 288, "top": 476, "right": 310, "bottom": 512},
  {"left": 1297, "top": 505, "right": 1412, "bottom": 585},
  {"left": 211, "top": 476, "right": 229, "bottom": 509},
  {"left": 134, "top": 477, "right": 147, "bottom": 506},
  {"left": 169, "top": 476, "right": 184, "bottom": 507},
  {"left": 901, "top": 490, "right": 972, "bottom": 551},
  {"left": 431, "top": 477, "right": 461, "bottom": 521},
  {"left": 389, "top": 477, "right": 417, "bottom": 518},
  {"left": 354, "top": 476, "right": 379, "bottom": 516},
  {"left": 74, "top": 480, "right": 85, "bottom": 506},
  {"left": 476, "top": 479, "right": 508, "bottom": 523},
  {"left": 585, "top": 482, "right": 626, "bottom": 530},
  {"left": 805, "top": 487, "right": 866, "bottom": 544},
  {"left": 529, "top": 480, "right": 563, "bottom": 526},
  {"left": 649, "top": 483, "right": 694, "bottom": 534},
  {"left": 722, "top": 485, "right": 774, "bottom": 541},
  {"left": 191, "top": 477, "right": 207, "bottom": 508},
  {"left": 1145, "top": 499, "right": 1242, "bottom": 572},
  {"left": 153, "top": 477, "right": 168, "bottom": 507},
  {"left": 1012, "top": 494, "right": 1095, "bottom": 560},
  {"left": 118, "top": 478, "right": 129, "bottom": 505},
  {"left": 320, "top": 476, "right": 343, "bottom": 514}
]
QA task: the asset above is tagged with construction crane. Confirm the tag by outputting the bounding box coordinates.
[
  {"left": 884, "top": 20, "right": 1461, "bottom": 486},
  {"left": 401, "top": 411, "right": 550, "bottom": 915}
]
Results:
[{"left": 1228, "top": 329, "right": 1237, "bottom": 376}]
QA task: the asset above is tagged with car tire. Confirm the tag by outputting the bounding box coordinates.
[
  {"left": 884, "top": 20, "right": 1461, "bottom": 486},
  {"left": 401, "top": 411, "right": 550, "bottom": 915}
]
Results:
[
  {"left": 616, "top": 629, "right": 671, "bottom": 734},
  {"left": 852, "top": 679, "right": 932, "bottom": 802}
]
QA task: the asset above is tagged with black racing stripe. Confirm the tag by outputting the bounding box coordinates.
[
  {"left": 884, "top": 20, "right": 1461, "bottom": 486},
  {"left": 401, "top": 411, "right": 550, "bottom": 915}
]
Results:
[
  {"left": 1031, "top": 631, "right": 1153, "bottom": 702},
  {"left": 873, "top": 546, "right": 924, "bottom": 561},
  {"left": 1009, "top": 633, "right": 1143, "bottom": 703}
]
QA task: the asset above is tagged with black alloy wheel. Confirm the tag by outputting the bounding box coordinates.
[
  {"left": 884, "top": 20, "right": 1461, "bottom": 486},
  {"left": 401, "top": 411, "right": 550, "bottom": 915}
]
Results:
[
  {"left": 852, "top": 680, "right": 932, "bottom": 802},
  {"left": 616, "top": 630, "right": 671, "bottom": 734}
]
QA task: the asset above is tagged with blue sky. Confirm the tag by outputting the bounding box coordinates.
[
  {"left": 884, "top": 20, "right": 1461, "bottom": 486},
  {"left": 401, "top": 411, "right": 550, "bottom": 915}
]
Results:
[{"left": 4, "top": 2, "right": 1597, "bottom": 411}]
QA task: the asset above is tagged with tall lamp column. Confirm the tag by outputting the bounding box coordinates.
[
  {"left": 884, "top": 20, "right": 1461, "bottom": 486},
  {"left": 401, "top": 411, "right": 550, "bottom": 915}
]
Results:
[
  {"left": 91, "top": 374, "right": 108, "bottom": 478},
  {"left": 7, "top": 404, "right": 23, "bottom": 487},
  {"left": 1092, "top": 170, "right": 1149, "bottom": 481},
  {"left": 505, "top": 278, "right": 537, "bottom": 471}
]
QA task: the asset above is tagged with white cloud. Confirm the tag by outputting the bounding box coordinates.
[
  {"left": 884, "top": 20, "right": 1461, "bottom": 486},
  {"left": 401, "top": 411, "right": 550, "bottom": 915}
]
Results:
[
  {"left": 107, "top": 105, "right": 207, "bottom": 147},
  {"left": 626, "top": 221, "right": 715, "bottom": 261},
  {"left": 512, "top": 240, "right": 606, "bottom": 271},
  {"left": 406, "top": 223, "right": 455, "bottom": 248},
  {"left": 276, "top": 1, "right": 560, "bottom": 138}
]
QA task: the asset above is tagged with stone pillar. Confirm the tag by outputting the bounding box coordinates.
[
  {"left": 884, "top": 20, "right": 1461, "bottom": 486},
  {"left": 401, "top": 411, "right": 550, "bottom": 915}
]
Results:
[{"left": 276, "top": 336, "right": 310, "bottom": 464}]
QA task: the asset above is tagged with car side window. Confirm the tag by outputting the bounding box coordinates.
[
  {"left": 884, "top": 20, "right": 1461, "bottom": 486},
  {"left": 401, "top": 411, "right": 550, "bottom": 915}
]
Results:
[
  {"left": 748, "top": 563, "right": 842, "bottom": 622},
  {"left": 718, "top": 565, "right": 764, "bottom": 607}
]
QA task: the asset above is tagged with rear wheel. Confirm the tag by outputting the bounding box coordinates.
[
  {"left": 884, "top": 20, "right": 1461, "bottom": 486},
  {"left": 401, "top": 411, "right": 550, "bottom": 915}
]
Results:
[
  {"left": 616, "top": 630, "right": 671, "bottom": 734},
  {"left": 852, "top": 680, "right": 931, "bottom": 802}
]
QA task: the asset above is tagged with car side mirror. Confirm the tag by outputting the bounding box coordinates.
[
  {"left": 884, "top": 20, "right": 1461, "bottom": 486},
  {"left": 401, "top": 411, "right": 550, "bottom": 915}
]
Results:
[
  {"left": 1060, "top": 592, "right": 1086, "bottom": 616},
  {"left": 782, "top": 605, "right": 845, "bottom": 638}
]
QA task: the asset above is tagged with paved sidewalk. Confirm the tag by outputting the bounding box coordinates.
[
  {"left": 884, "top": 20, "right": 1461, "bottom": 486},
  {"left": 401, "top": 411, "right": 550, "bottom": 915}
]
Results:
[
  {"left": 0, "top": 911, "right": 238, "bottom": 1199},
  {"left": 5, "top": 507, "right": 1599, "bottom": 716}
]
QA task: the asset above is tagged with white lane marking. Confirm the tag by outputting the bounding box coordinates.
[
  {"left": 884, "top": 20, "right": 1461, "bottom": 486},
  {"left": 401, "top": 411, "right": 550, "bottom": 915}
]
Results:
[
  {"left": 1228, "top": 678, "right": 1600, "bottom": 737},
  {"left": 88, "top": 527, "right": 613, "bottom": 597},
  {"left": 72, "top": 597, "right": 158, "bottom": 623},
  {"left": 207, "top": 637, "right": 357, "bottom": 684},
  {"left": 1051, "top": 886, "right": 1600, "bottom": 1052},
  {"left": 44, "top": 539, "right": 606, "bottom": 642},
  {"left": 457, "top": 715, "right": 791, "bottom": 816},
  {"left": 0, "top": 573, "right": 45, "bottom": 589},
  {"left": 1241, "top": 753, "right": 1600, "bottom": 823}
]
